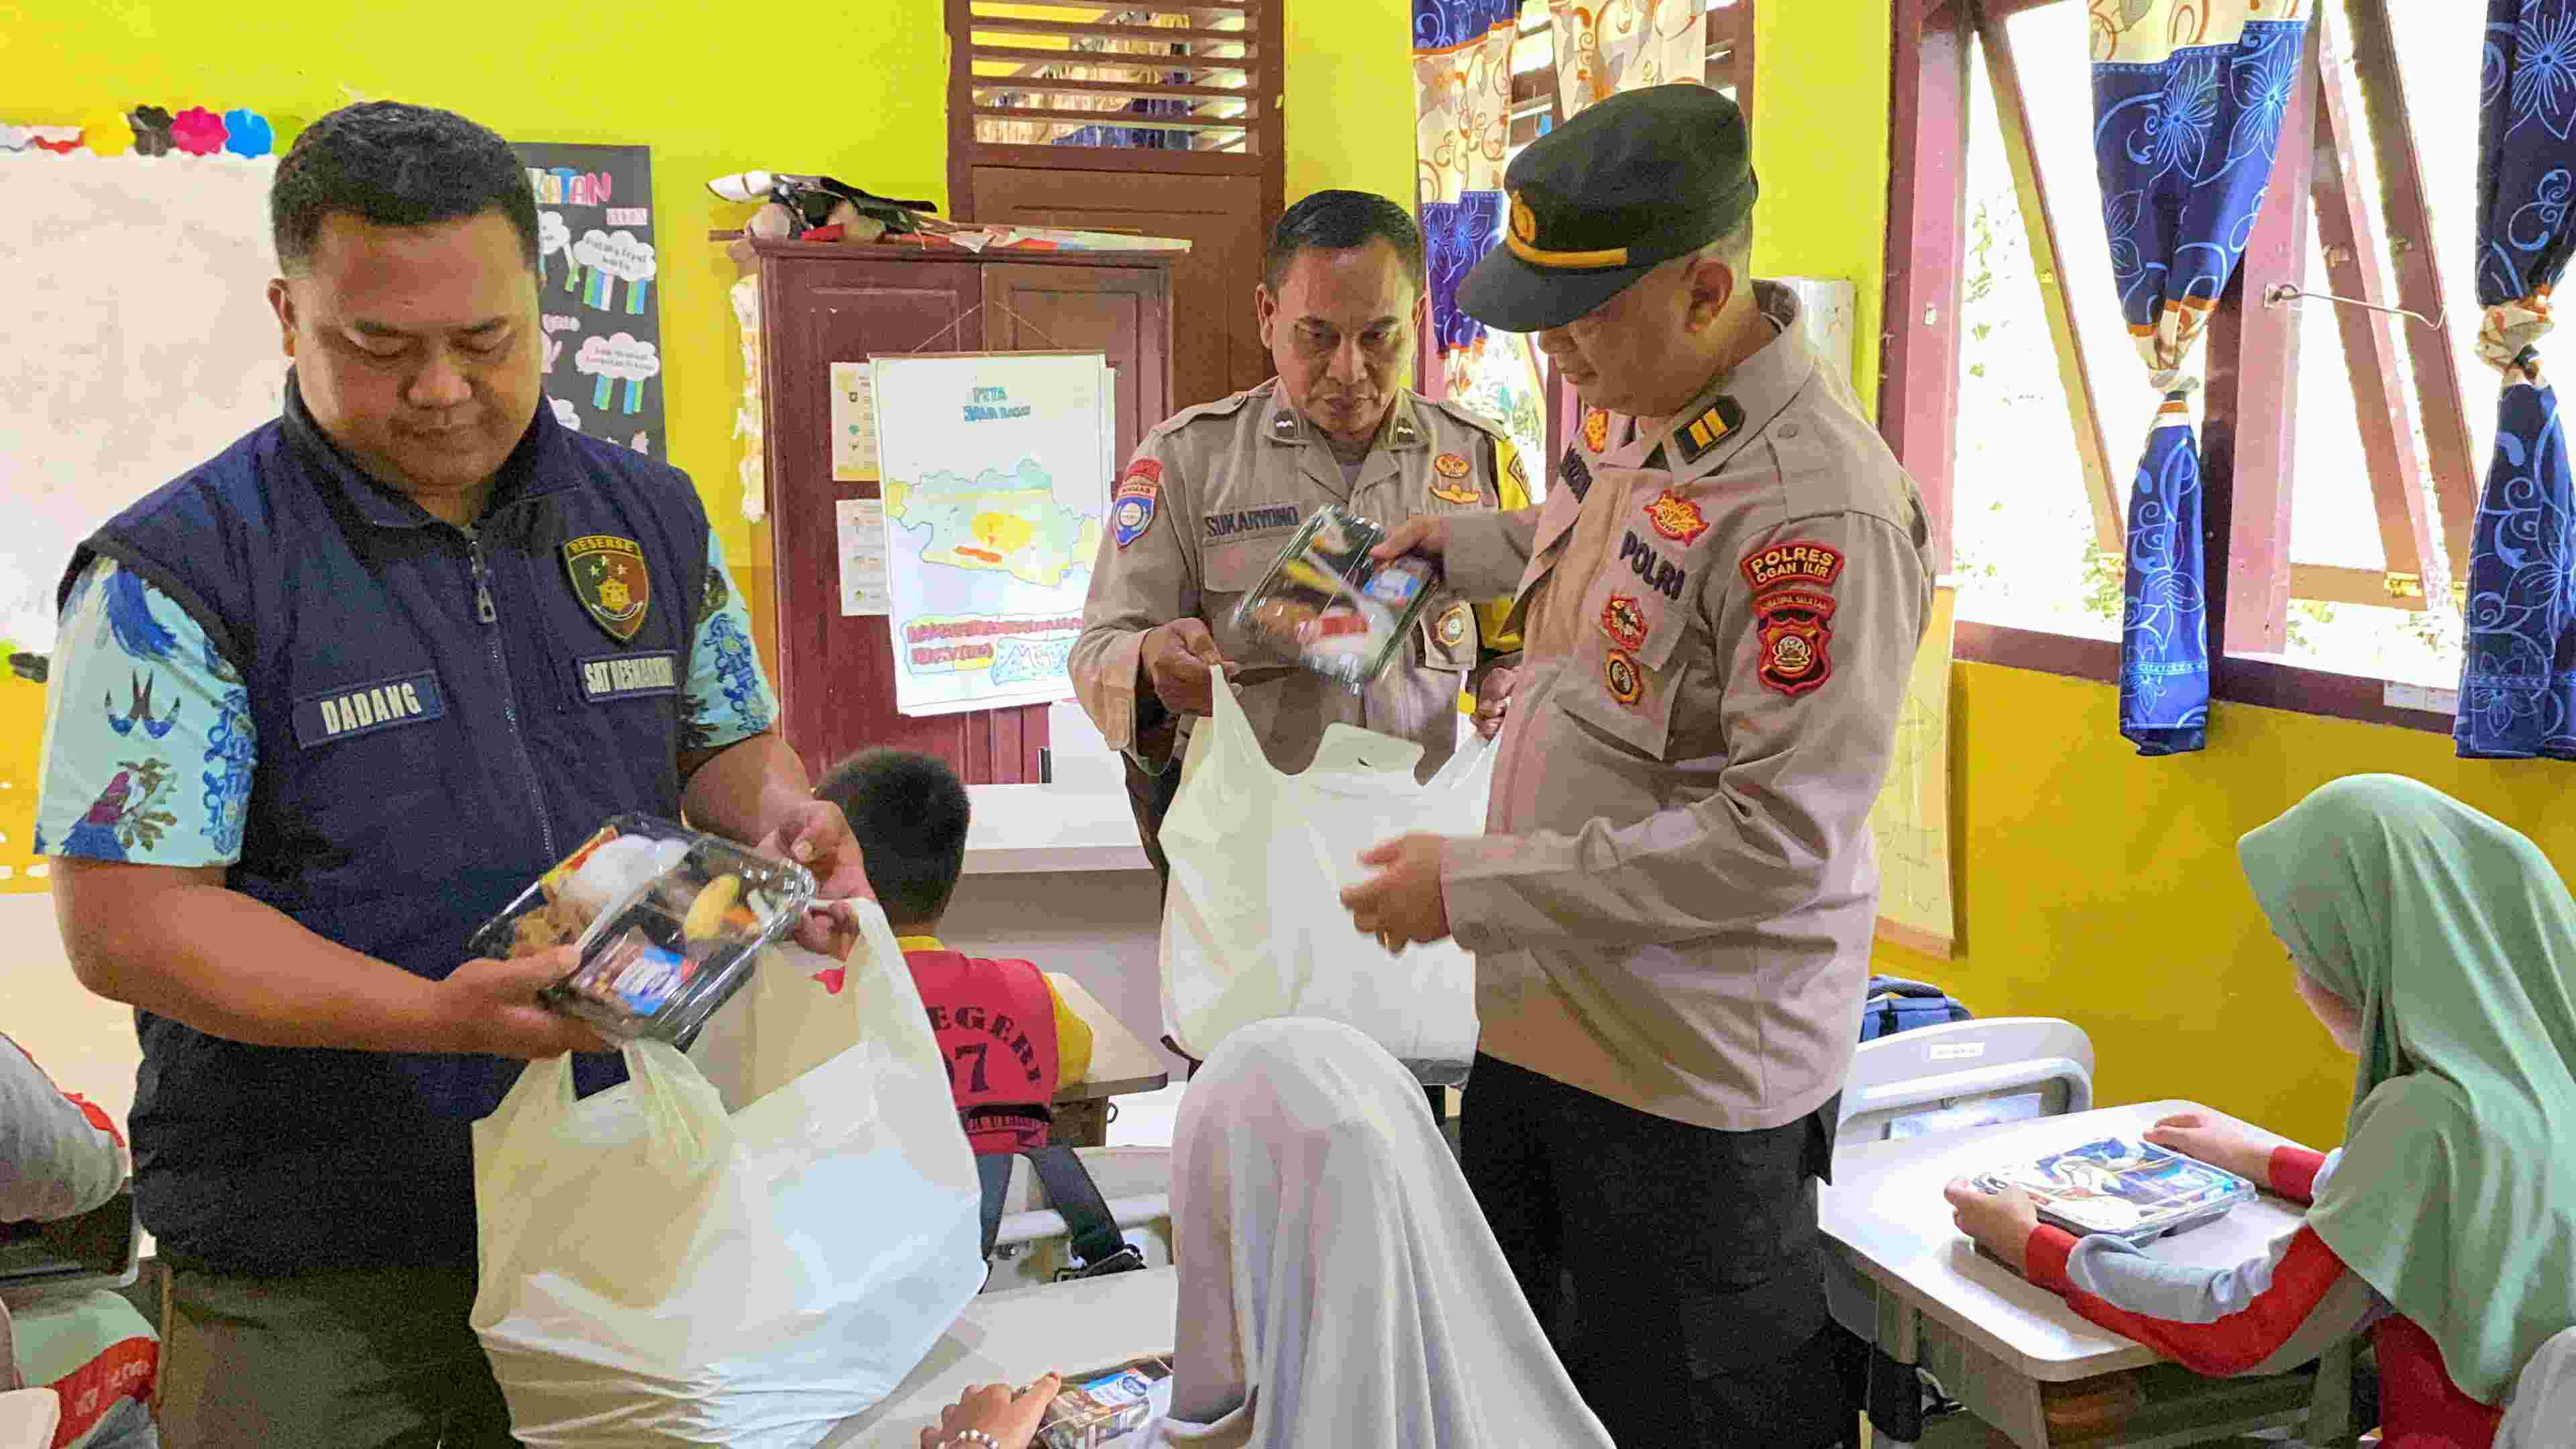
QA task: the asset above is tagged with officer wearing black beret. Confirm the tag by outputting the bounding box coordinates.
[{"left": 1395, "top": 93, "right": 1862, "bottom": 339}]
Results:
[{"left": 1346, "top": 83, "right": 1933, "bottom": 1448}]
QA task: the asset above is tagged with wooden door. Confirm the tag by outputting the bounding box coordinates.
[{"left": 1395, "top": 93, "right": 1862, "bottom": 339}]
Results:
[
  {"left": 969, "top": 168, "right": 1267, "bottom": 411},
  {"left": 980, "top": 262, "right": 1172, "bottom": 466},
  {"left": 758, "top": 251, "right": 1049, "bottom": 786}
]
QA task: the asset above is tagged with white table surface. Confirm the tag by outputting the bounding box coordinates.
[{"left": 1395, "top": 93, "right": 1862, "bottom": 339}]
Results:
[
  {"left": 1820, "top": 1099, "right": 2310, "bottom": 1383},
  {"left": 963, "top": 782, "right": 1148, "bottom": 875},
  {"left": 822, "top": 1267, "right": 1178, "bottom": 1446}
]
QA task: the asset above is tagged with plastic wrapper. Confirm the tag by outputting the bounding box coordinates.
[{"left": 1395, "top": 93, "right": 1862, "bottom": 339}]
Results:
[
  {"left": 468, "top": 815, "right": 815, "bottom": 1046},
  {"left": 1228, "top": 504, "right": 1439, "bottom": 691},
  {"left": 1974, "top": 1136, "right": 2257, "bottom": 1246},
  {"left": 1037, "top": 1357, "right": 1172, "bottom": 1448}
]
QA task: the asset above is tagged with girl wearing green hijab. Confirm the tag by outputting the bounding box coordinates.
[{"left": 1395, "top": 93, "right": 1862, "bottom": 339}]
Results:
[{"left": 1947, "top": 774, "right": 2576, "bottom": 1446}]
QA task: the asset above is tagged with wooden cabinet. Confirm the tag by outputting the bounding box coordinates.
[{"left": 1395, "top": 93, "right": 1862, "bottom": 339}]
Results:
[{"left": 739, "top": 239, "right": 1174, "bottom": 786}]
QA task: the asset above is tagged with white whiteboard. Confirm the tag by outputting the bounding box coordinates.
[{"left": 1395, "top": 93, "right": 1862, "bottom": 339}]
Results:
[{"left": 0, "top": 151, "right": 287, "bottom": 653}]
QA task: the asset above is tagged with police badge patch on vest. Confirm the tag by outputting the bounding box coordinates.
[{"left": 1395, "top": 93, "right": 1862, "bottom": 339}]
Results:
[
  {"left": 1112, "top": 460, "right": 1162, "bottom": 549},
  {"left": 564, "top": 535, "right": 651, "bottom": 643},
  {"left": 1739, "top": 540, "right": 1845, "bottom": 698}
]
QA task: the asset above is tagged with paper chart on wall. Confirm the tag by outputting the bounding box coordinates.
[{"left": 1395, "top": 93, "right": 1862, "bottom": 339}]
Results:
[
  {"left": 830, "top": 362, "right": 880, "bottom": 481},
  {"left": 870, "top": 352, "right": 1114, "bottom": 718},
  {"left": 1870, "top": 584, "right": 1957, "bottom": 958},
  {"left": 836, "top": 498, "right": 890, "bottom": 616}
]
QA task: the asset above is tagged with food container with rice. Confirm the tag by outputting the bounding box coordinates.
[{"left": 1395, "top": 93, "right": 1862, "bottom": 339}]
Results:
[{"left": 468, "top": 815, "right": 815, "bottom": 1047}]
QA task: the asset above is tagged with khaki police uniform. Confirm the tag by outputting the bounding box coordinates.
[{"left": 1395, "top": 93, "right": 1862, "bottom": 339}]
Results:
[
  {"left": 1442, "top": 283, "right": 1931, "bottom": 1131},
  {"left": 1434, "top": 80, "right": 1927, "bottom": 1446},
  {"left": 1072, "top": 378, "right": 1531, "bottom": 874}
]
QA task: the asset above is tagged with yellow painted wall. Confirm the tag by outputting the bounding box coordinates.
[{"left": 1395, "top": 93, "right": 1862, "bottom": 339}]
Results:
[
  {"left": 1752, "top": 0, "right": 1892, "bottom": 395},
  {"left": 1285, "top": 0, "right": 1416, "bottom": 208}
]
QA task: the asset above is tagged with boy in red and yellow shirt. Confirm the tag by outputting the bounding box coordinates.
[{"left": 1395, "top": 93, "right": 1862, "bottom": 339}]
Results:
[{"left": 816, "top": 749, "right": 1091, "bottom": 1152}]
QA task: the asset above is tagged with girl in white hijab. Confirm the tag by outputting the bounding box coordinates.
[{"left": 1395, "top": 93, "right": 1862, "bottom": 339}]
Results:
[{"left": 917, "top": 1017, "right": 1617, "bottom": 1449}]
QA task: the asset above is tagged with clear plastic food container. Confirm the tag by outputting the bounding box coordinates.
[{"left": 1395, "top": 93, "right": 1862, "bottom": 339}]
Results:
[
  {"left": 1037, "top": 1357, "right": 1172, "bottom": 1448},
  {"left": 1230, "top": 504, "right": 1440, "bottom": 692},
  {"left": 467, "top": 815, "right": 816, "bottom": 1046}
]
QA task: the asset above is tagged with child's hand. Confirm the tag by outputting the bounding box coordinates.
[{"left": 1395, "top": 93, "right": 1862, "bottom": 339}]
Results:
[
  {"left": 918, "top": 1374, "right": 1059, "bottom": 1449},
  {"left": 1943, "top": 1179, "right": 2040, "bottom": 1273},
  {"left": 2143, "top": 1110, "right": 2275, "bottom": 1182}
]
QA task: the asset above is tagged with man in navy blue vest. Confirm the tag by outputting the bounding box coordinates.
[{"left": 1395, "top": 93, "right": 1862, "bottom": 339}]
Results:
[{"left": 34, "top": 102, "right": 871, "bottom": 1447}]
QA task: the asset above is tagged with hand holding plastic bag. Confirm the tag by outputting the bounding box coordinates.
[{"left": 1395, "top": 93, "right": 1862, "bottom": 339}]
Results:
[
  {"left": 1159, "top": 669, "right": 1493, "bottom": 1083},
  {"left": 472, "top": 898, "right": 983, "bottom": 1447}
]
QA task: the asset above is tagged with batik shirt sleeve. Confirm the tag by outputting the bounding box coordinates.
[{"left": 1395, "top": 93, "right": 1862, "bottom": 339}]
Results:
[
  {"left": 34, "top": 558, "right": 256, "bottom": 868},
  {"left": 681, "top": 533, "right": 780, "bottom": 752}
]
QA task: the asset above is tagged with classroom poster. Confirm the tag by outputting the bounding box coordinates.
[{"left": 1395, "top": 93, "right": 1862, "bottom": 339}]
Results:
[
  {"left": 869, "top": 353, "right": 1114, "bottom": 718},
  {"left": 511, "top": 142, "right": 663, "bottom": 462},
  {"left": 829, "top": 362, "right": 880, "bottom": 481},
  {"left": 835, "top": 498, "right": 890, "bottom": 616}
]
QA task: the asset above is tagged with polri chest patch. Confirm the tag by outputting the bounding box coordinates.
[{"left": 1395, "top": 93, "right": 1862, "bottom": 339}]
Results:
[{"left": 565, "top": 535, "right": 651, "bottom": 643}]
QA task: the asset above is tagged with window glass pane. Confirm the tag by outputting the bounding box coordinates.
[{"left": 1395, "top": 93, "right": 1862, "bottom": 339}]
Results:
[
  {"left": 1952, "top": 8, "right": 2133, "bottom": 642},
  {"left": 2263, "top": 0, "right": 2469, "bottom": 688}
]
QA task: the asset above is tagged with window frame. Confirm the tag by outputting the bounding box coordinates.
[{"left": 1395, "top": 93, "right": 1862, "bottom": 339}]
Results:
[{"left": 1882, "top": 0, "right": 2476, "bottom": 734}]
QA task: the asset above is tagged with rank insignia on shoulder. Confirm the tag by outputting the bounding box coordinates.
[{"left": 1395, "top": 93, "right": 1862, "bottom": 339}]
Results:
[
  {"left": 1676, "top": 396, "right": 1746, "bottom": 464},
  {"left": 564, "top": 535, "right": 651, "bottom": 643},
  {"left": 1642, "top": 488, "right": 1710, "bottom": 545},
  {"left": 1270, "top": 410, "right": 1303, "bottom": 441},
  {"left": 1604, "top": 649, "right": 1644, "bottom": 706},
  {"left": 1599, "top": 593, "right": 1648, "bottom": 652},
  {"left": 1112, "top": 460, "right": 1162, "bottom": 549},
  {"left": 1393, "top": 415, "right": 1424, "bottom": 447}
]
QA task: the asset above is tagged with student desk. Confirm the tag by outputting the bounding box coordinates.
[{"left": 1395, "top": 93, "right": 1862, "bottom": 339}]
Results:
[
  {"left": 1047, "top": 974, "right": 1169, "bottom": 1148},
  {"left": 820, "top": 1266, "right": 1178, "bottom": 1447},
  {"left": 1821, "top": 1099, "right": 2357, "bottom": 1448}
]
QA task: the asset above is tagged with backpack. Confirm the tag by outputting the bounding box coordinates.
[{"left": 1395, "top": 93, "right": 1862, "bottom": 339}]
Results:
[{"left": 1859, "top": 975, "right": 1974, "bottom": 1041}]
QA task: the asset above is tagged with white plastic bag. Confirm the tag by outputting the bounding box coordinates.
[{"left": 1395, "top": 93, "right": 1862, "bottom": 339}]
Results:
[
  {"left": 1159, "top": 670, "right": 1494, "bottom": 1081},
  {"left": 471, "top": 900, "right": 984, "bottom": 1448}
]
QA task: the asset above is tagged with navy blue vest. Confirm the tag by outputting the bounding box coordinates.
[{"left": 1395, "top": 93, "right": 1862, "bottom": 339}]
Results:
[{"left": 64, "top": 380, "right": 711, "bottom": 1275}]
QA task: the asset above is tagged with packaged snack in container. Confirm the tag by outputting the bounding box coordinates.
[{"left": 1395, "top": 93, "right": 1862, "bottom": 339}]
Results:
[
  {"left": 1036, "top": 1357, "right": 1173, "bottom": 1448},
  {"left": 1229, "top": 504, "right": 1440, "bottom": 692},
  {"left": 466, "top": 815, "right": 816, "bottom": 1047}
]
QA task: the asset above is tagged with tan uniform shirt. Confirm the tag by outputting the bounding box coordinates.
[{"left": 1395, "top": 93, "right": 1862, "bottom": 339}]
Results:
[
  {"left": 1073, "top": 378, "right": 1529, "bottom": 781},
  {"left": 1439, "top": 284, "right": 1933, "bottom": 1132}
]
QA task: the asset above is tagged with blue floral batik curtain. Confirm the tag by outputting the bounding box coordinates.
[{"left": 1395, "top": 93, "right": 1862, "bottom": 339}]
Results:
[
  {"left": 2457, "top": 0, "right": 2576, "bottom": 760},
  {"left": 1413, "top": 1, "right": 1548, "bottom": 472},
  {"left": 2089, "top": 1, "right": 2310, "bottom": 755}
]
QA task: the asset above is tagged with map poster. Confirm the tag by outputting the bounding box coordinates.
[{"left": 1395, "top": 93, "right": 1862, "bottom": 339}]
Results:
[
  {"left": 869, "top": 352, "right": 1114, "bottom": 718},
  {"left": 508, "top": 142, "right": 663, "bottom": 462},
  {"left": 1870, "top": 584, "right": 1957, "bottom": 958}
]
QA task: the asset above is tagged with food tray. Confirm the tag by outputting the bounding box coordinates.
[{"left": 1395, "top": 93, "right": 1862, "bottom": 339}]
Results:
[{"left": 468, "top": 814, "right": 815, "bottom": 1046}]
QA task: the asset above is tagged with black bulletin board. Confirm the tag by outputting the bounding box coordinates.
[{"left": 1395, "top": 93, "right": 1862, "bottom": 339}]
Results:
[{"left": 510, "top": 142, "right": 665, "bottom": 463}]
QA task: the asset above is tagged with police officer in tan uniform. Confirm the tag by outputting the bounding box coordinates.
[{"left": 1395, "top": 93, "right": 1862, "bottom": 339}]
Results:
[
  {"left": 1343, "top": 86, "right": 1930, "bottom": 1447},
  {"left": 1072, "top": 191, "right": 1530, "bottom": 885}
]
